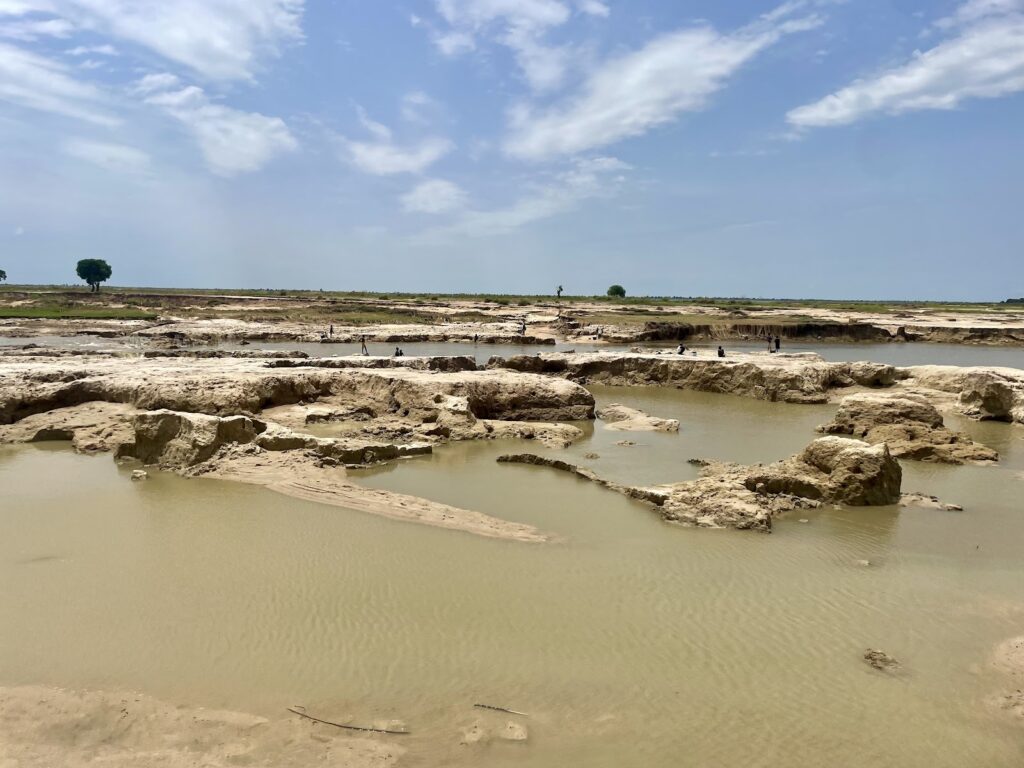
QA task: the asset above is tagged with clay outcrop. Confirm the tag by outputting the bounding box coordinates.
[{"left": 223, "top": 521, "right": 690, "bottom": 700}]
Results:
[
  {"left": 900, "top": 366, "right": 1024, "bottom": 425},
  {"left": 490, "top": 352, "right": 898, "bottom": 404},
  {"left": 0, "top": 356, "right": 595, "bottom": 425},
  {"left": 122, "top": 410, "right": 264, "bottom": 467},
  {"left": 818, "top": 392, "right": 998, "bottom": 464},
  {"left": 597, "top": 403, "right": 679, "bottom": 432},
  {"left": 499, "top": 436, "right": 902, "bottom": 532},
  {"left": 0, "top": 354, "right": 594, "bottom": 541}
]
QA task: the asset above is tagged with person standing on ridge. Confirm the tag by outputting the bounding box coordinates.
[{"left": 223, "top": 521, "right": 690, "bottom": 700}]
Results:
[
  {"left": 775, "top": 335, "right": 781, "bottom": 353},
  {"left": 360, "top": 335, "right": 368, "bottom": 355}
]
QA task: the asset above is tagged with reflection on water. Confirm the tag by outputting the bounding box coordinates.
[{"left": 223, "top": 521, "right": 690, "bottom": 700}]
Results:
[{"left": 3, "top": 385, "right": 1024, "bottom": 766}]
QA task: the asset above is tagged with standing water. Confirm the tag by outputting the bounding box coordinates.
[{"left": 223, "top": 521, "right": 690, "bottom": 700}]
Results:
[{"left": 2, "top": 386, "right": 1023, "bottom": 766}]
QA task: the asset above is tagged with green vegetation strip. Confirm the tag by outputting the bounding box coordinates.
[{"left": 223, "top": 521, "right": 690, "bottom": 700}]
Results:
[{"left": 0, "top": 307, "right": 158, "bottom": 320}]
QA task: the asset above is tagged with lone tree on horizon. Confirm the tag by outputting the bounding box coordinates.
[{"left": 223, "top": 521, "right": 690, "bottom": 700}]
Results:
[
  {"left": 607, "top": 284, "right": 626, "bottom": 298},
  {"left": 76, "top": 259, "right": 112, "bottom": 292},
  {"left": 0, "top": 268, "right": 6, "bottom": 282},
  {"left": 556, "top": 284, "right": 563, "bottom": 298}
]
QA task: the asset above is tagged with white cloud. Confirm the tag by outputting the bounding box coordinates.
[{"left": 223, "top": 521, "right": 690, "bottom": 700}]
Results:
[
  {"left": 0, "top": 17, "right": 72, "bottom": 41},
  {"left": 0, "top": 42, "right": 116, "bottom": 125},
  {"left": 788, "top": 2, "right": 1024, "bottom": 129},
  {"left": 0, "top": 1, "right": 54, "bottom": 14},
  {"left": 435, "top": 29, "right": 475, "bottom": 55},
  {"left": 427, "top": 0, "right": 581, "bottom": 91},
  {"left": 934, "top": 0, "right": 1022, "bottom": 29},
  {"left": 400, "top": 90, "right": 439, "bottom": 124},
  {"left": 341, "top": 106, "right": 453, "bottom": 175},
  {"left": 140, "top": 79, "right": 297, "bottom": 176},
  {"left": 63, "top": 137, "right": 150, "bottom": 173},
  {"left": 344, "top": 136, "right": 453, "bottom": 175},
  {"left": 356, "top": 105, "right": 391, "bottom": 141},
  {"left": 131, "top": 72, "right": 180, "bottom": 95},
  {"left": 577, "top": 1, "right": 609, "bottom": 17},
  {"left": 401, "top": 178, "right": 467, "bottom": 213},
  {"left": 66, "top": 43, "right": 116, "bottom": 55},
  {"left": 436, "top": 0, "right": 570, "bottom": 32},
  {"left": 505, "top": 8, "right": 821, "bottom": 159},
  {"left": 49, "top": 0, "right": 304, "bottom": 81},
  {"left": 423, "top": 155, "right": 628, "bottom": 238}
]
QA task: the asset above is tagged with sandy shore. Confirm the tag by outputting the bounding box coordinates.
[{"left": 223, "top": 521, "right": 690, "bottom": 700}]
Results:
[{"left": 0, "top": 685, "right": 403, "bottom": 767}]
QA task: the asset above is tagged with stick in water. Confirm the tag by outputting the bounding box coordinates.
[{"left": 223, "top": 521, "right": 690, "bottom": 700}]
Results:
[
  {"left": 473, "top": 703, "right": 529, "bottom": 717},
  {"left": 287, "top": 706, "right": 409, "bottom": 735}
]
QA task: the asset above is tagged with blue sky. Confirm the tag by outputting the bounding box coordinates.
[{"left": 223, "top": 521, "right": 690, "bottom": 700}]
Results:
[{"left": 1, "top": 0, "right": 1022, "bottom": 299}]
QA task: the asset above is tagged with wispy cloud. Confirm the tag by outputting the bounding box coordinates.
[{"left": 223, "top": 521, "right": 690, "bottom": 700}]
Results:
[
  {"left": 788, "top": 0, "right": 1024, "bottom": 129},
  {"left": 344, "top": 136, "right": 453, "bottom": 175},
  {"left": 577, "top": 1, "right": 608, "bottom": 18},
  {"left": 401, "top": 178, "right": 467, "bottom": 213},
  {"left": 63, "top": 137, "right": 150, "bottom": 173},
  {"left": 50, "top": 0, "right": 304, "bottom": 81},
  {"left": 66, "top": 43, "right": 116, "bottom": 56},
  {"left": 0, "top": 16, "right": 72, "bottom": 41},
  {"left": 0, "top": 1, "right": 55, "bottom": 15},
  {"left": 400, "top": 91, "right": 440, "bottom": 125},
  {"left": 139, "top": 76, "right": 297, "bottom": 176},
  {"left": 341, "top": 106, "right": 453, "bottom": 175},
  {"left": 0, "top": 41, "right": 116, "bottom": 125},
  {"left": 424, "top": 0, "right": 591, "bottom": 92},
  {"left": 420, "top": 155, "right": 629, "bottom": 238},
  {"left": 504, "top": 4, "right": 822, "bottom": 159}
]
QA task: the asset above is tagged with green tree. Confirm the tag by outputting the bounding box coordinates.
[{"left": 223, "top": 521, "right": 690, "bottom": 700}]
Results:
[
  {"left": 0, "top": 269, "right": 6, "bottom": 282},
  {"left": 76, "top": 259, "right": 112, "bottom": 292},
  {"left": 556, "top": 284, "right": 563, "bottom": 298},
  {"left": 607, "top": 284, "right": 626, "bottom": 298}
]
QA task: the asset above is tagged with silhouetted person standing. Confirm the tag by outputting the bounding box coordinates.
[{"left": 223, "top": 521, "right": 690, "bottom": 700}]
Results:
[
  {"left": 360, "top": 335, "right": 368, "bottom": 355},
  {"left": 717, "top": 346, "right": 725, "bottom": 358},
  {"left": 775, "top": 335, "right": 781, "bottom": 352}
]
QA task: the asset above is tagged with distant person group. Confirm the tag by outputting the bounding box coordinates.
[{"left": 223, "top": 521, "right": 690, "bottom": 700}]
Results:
[{"left": 767, "top": 334, "right": 782, "bottom": 353}]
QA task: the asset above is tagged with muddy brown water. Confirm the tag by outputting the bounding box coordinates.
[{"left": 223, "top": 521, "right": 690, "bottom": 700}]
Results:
[
  {"left": 224, "top": 339, "right": 1024, "bottom": 368},
  {"left": 2, "top": 388, "right": 1024, "bottom": 766}
]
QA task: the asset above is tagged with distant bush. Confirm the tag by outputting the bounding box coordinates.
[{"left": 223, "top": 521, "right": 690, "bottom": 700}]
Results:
[{"left": 607, "top": 284, "right": 626, "bottom": 298}]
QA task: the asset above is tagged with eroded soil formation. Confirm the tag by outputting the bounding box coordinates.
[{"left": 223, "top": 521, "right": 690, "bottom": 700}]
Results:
[
  {"left": 2, "top": 335, "right": 1019, "bottom": 538},
  {"left": 3, "top": 299, "right": 1024, "bottom": 763},
  {"left": 499, "top": 435, "right": 902, "bottom": 532},
  {"left": 5, "top": 288, "right": 1024, "bottom": 345}
]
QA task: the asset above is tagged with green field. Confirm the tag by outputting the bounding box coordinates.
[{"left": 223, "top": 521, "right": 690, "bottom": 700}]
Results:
[{"left": 0, "top": 306, "right": 159, "bottom": 320}]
